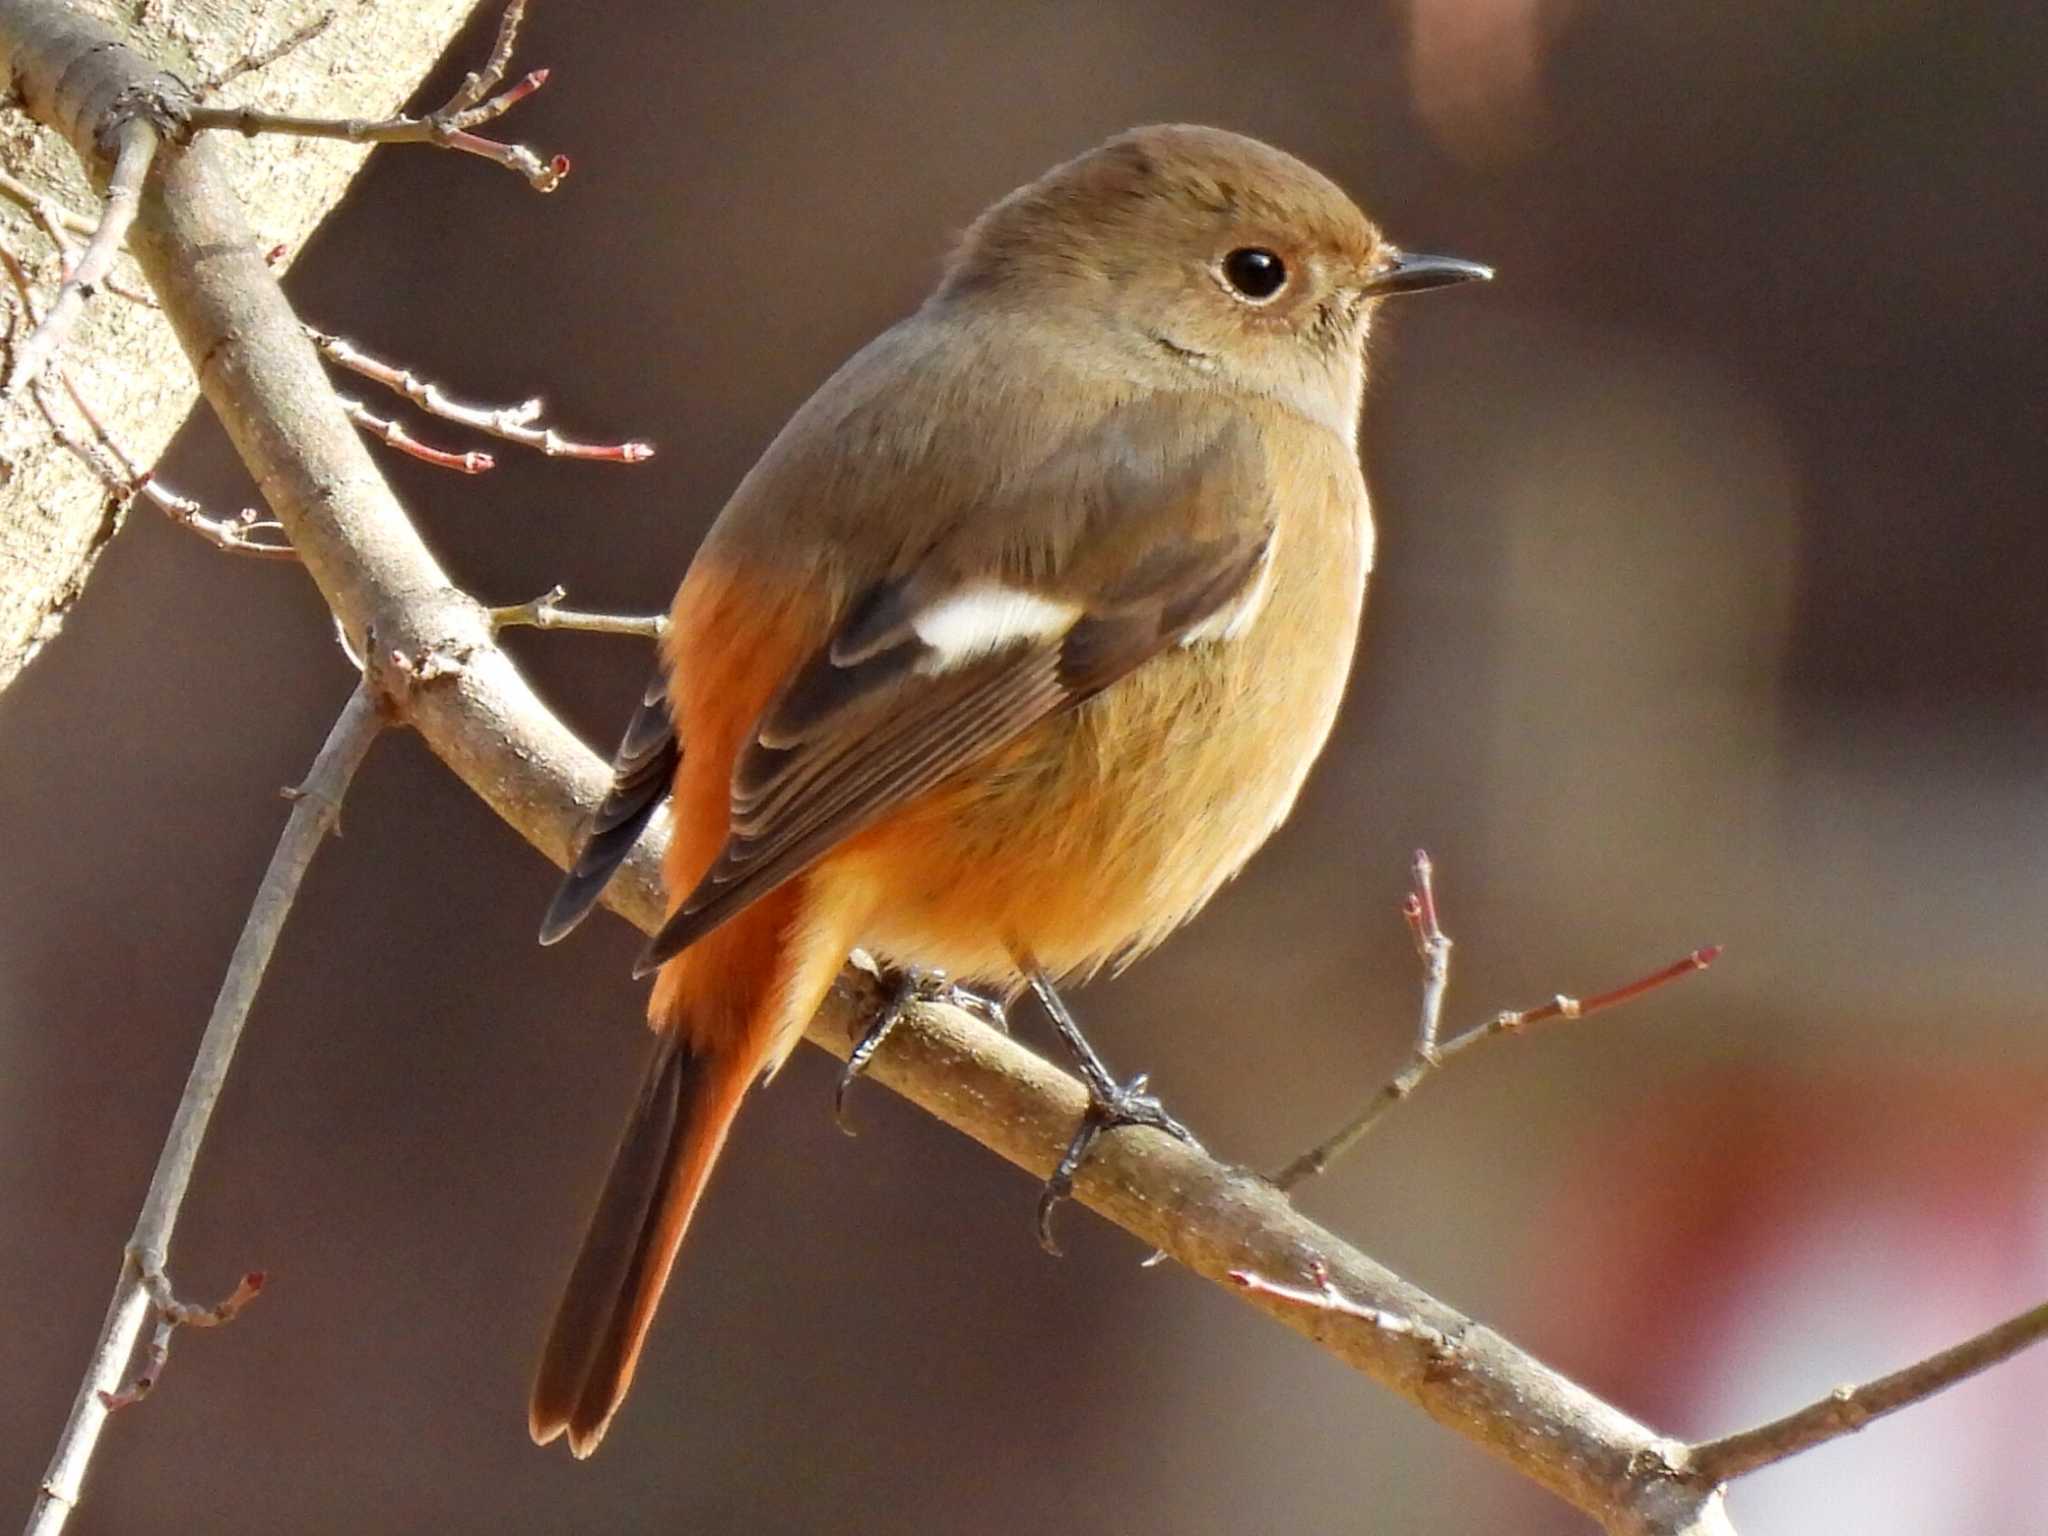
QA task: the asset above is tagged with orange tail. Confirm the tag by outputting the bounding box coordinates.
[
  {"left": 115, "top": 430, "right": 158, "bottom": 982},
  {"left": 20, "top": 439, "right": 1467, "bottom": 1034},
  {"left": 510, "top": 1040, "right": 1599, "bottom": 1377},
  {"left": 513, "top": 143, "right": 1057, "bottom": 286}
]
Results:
[{"left": 528, "top": 1031, "right": 754, "bottom": 1457}]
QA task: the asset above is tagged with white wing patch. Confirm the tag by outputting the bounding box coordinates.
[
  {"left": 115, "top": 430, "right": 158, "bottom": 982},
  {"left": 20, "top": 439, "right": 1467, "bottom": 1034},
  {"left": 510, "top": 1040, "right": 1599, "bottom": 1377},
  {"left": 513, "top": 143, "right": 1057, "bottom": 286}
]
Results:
[
  {"left": 1180, "top": 536, "right": 1277, "bottom": 645},
  {"left": 912, "top": 584, "right": 1080, "bottom": 669}
]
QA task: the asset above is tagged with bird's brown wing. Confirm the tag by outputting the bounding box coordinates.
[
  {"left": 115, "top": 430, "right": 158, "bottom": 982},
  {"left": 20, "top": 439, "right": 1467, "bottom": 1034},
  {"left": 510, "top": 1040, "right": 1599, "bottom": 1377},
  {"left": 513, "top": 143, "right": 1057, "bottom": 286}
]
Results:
[
  {"left": 633, "top": 407, "right": 1273, "bottom": 975},
  {"left": 538, "top": 667, "right": 679, "bottom": 944}
]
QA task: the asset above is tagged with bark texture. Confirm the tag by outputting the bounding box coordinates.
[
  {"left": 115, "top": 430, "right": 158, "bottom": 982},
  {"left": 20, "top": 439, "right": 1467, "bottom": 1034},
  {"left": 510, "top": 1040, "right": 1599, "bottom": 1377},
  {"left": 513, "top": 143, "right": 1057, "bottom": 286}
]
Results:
[{"left": 0, "top": 0, "right": 482, "bottom": 694}]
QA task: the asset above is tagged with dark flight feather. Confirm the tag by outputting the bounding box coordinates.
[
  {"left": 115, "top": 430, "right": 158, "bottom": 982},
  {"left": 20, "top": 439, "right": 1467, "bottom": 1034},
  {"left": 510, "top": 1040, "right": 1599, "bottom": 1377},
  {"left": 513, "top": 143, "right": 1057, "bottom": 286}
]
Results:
[{"left": 539, "top": 668, "right": 678, "bottom": 945}]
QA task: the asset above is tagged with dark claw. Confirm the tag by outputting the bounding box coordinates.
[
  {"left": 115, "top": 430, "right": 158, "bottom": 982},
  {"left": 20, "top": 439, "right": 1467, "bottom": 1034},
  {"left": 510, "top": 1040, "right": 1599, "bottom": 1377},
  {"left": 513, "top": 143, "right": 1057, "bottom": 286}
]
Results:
[
  {"left": 834, "top": 1017, "right": 895, "bottom": 1134},
  {"left": 1036, "top": 1072, "right": 1199, "bottom": 1257},
  {"left": 836, "top": 967, "right": 1007, "bottom": 1135},
  {"left": 1021, "top": 966, "right": 1200, "bottom": 1254}
]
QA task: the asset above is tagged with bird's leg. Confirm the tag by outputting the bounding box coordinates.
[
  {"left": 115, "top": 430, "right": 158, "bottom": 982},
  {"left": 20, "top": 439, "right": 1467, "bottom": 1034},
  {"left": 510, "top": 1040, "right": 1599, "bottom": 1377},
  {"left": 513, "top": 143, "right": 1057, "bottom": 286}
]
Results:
[
  {"left": 836, "top": 965, "right": 1007, "bottom": 1135},
  {"left": 1026, "top": 968, "right": 1200, "bottom": 1256}
]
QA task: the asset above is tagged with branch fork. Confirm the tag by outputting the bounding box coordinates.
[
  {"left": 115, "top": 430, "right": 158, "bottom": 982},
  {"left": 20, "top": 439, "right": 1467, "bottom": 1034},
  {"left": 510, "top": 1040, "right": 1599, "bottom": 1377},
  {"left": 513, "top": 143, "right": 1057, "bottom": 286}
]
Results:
[
  {"left": 181, "top": 0, "right": 567, "bottom": 191},
  {"left": 1270, "top": 849, "right": 1718, "bottom": 1193},
  {"left": 96, "top": 1264, "right": 266, "bottom": 1412}
]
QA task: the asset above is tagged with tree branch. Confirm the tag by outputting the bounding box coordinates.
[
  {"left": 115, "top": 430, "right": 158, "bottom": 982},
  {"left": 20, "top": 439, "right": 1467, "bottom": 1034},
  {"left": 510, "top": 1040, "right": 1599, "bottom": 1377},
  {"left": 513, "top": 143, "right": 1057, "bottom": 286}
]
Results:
[
  {"left": 309, "top": 327, "right": 655, "bottom": 463},
  {"left": 1271, "top": 850, "right": 1718, "bottom": 1191},
  {"left": 1680, "top": 1298, "right": 2048, "bottom": 1487},
  {"left": 1, "top": 119, "right": 153, "bottom": 397},
  {"left": 182, "top": 0, "right": 566, "bottom": 191},
  {"left": 0, "top": 0, "right": 490, "bottom": 694},
  {"left": 22, "top": 683, "right": 383, "bottom": 1536},
  {"left": 491, "top": 584, "right": 665, "bottom": 639}
]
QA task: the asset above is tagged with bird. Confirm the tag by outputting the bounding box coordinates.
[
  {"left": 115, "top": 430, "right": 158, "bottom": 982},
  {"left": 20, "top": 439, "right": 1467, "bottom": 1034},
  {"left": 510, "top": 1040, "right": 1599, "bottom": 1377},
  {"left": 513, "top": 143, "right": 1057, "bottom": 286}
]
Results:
[{"left": 527, "top": 123, "right": 1489, "bottom": 1457}]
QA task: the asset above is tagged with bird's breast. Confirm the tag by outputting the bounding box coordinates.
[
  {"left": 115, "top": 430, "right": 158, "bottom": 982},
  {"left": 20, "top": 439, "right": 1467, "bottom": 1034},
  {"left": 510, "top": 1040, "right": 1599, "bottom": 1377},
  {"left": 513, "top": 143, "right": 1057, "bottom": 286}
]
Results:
[{"left": 834, "top": 463, "right": 1372, "bottom": 982}]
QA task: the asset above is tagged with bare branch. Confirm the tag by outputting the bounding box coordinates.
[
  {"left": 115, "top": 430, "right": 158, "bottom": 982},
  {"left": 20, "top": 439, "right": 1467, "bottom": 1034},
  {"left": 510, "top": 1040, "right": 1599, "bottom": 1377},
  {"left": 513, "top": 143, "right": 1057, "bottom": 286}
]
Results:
[
  {"left": 1, "top": 243, "right": 290, "bottom": 558},
  {"left": 23, "top": 684, "right": 383, "bottom": 1536},
  {"left": 492, "top": 584, "right": 665, "bottom": 639},
  {"left": 46, "top": 369, "right": 294, "bottom": 557},
  {"left": 442, "top": 0, "right": 528, "bottom": 115},
  {"left": 0, "top": 167, "right": 93, "bottom": 235},
  {"left": 337, "top": 394, "right": 494, "bottom": 473},
  {"left": 1683, "top": 1298, "right": 2048, "bottom": 1486},
  {"left": 182, "top": 0, "right": 567, "bottom": 192},
  {"left": 310, "top": 327, "right": 654, "bottom": 463},
  {"left": 18, "top": 185, "right": 156, "bottom": 306},
  {"left": 191, "top": 10, "right": 334, "bottom": 100},
  {"left": 1271, "top": 850, "right": 1718, "bottom": 1191},
  {"left": 2, "top": 120, "right": 155, "bottom": 397}
]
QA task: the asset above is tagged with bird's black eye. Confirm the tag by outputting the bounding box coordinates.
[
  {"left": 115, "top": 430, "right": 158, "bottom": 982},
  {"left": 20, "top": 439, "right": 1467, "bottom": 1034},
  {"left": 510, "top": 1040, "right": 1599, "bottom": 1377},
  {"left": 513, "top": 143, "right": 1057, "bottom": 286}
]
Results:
[{"left": 1221, "top": 247, "right": 1288, "bottom": 301}]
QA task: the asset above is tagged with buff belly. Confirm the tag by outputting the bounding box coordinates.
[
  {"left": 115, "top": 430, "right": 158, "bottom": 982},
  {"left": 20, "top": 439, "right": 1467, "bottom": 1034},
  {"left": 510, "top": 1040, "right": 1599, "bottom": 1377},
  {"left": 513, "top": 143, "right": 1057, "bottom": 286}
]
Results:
[{"left": 817, "top": 578, "right": 1362, "bottom": 985}]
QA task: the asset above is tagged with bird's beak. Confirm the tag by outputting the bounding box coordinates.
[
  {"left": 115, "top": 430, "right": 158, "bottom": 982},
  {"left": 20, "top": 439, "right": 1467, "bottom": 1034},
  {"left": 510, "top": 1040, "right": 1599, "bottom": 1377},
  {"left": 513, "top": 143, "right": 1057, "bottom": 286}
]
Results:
[{"left": 1359, "top": 250, "right": 1494, "bottom": 298}]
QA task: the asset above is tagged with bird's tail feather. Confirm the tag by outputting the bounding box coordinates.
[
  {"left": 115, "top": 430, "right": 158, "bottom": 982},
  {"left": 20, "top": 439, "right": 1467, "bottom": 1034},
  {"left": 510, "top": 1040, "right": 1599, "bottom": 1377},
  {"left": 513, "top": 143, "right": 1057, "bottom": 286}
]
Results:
[{"left": 528, "top": 1030, "right": 752, "bottom": 1457}]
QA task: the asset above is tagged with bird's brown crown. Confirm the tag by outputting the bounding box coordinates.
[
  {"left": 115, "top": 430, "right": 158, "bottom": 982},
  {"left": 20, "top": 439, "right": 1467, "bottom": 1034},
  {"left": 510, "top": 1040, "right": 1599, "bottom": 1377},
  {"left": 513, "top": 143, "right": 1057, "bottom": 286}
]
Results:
[{"left": 943, "top": 125, "right": 1384, "bottom": 298}]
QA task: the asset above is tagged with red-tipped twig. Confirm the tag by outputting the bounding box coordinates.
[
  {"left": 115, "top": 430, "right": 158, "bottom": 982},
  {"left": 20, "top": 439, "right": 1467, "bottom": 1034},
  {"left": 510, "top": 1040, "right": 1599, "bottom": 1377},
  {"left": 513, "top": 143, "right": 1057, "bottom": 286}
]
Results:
[
  {"left": 1270, "top": 851, "right": 1718, "bottom": 1191},
  {"left": 97, "top": 1270, "right": 267, "bottom": 1411},
  {"left": 182, "top": 0, "right": 568, "bottom": 191},
  {"left": 310, "top": 328, "right": 653, "bottom": 463},
  {"left": 1404, "top": 849, "right": 1452, "bottom": 1053},
  {"left": 338, "top": 395, "right": 494, "bottom": 474}
]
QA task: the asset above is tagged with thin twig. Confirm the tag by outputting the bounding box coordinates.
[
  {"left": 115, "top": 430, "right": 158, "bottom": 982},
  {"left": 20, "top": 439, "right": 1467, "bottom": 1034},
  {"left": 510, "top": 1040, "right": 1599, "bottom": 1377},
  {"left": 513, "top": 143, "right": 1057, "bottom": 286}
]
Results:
[
  {"left": 1683, "top": 1298, "right": 2048, "bottom": 1486},
  {"left": 1271, "top": 851, "right": 1718, "bottom": 1191},
  {"left": 443, "top": 0, "right": 527, "bottom": 115},
  {"left": 492, "top": 585, "right": 665, "bottom": 639},
  {"left": 1405, "top": 849, "right": 1451, "bottom": 1052},
  {"left": 23, "top": 684, "right": 384, "bottom": 1536},
  {"left": 337, "top": 395, "right": 493, "bottom": 473},
  {"left": 192, "top": 10, "right": 334, "bottom": 100},
  {"left": 97, "top": 1271, "right": 266, "bottom": 1411},
  {"left": 17, "top": 364, "right": 291, "bottom": 560},
  {"left": 23, "top": 188, "right": 155, "bottom": 306},
  {"left": 0, "top": 167, "right": 93, "bottom": 235},
  {"left": 310, "top": 327, "right": 653, "bottom": 462},
  {"left": 3, "top": 120, "right": 155, "bottom": 396},
  {"left": 182, "top": 0, "right": 567, "bottom": 191},
  {"left": 2, "top": 242, "right": 286, "bottom": 557},
  {"left": 53, "top": 370, "right": 294, "bottom": 556}
]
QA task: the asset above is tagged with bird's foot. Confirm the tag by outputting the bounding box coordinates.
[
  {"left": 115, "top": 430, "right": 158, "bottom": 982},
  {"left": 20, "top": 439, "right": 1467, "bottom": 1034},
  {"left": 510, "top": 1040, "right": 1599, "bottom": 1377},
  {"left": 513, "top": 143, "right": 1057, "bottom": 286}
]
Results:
[
  {"left": 836, "top": 966, "right": 1007, "bottom": 1134},
  {"left": 1036, "top": 1070, "right": 1199, "bottom": 1256}
]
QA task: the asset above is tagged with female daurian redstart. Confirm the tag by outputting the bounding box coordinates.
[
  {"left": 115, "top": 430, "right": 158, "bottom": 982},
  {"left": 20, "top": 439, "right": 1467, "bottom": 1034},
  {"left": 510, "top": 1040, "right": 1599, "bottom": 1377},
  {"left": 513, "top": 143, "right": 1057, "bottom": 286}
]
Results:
[{"left": 529, "top": 124, "right": 1488, "bottom": 1456}]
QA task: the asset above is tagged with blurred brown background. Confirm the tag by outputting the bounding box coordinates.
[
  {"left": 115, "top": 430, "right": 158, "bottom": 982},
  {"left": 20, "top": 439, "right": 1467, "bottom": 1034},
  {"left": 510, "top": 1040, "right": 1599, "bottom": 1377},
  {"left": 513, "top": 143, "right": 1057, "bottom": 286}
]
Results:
[{"left": 5, "top": 1, "right": 2047, "bottom": 1531}]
